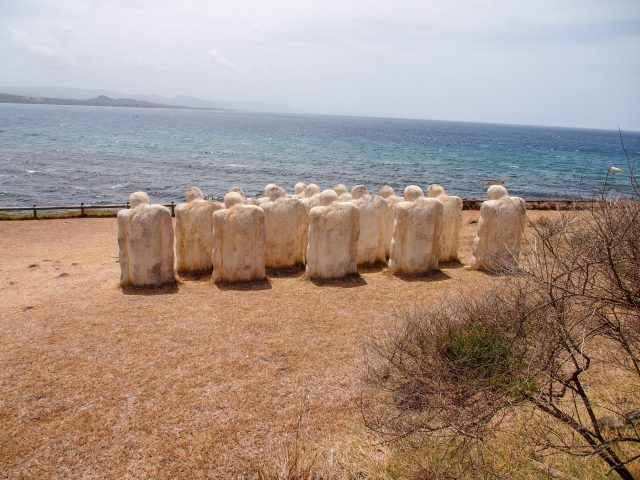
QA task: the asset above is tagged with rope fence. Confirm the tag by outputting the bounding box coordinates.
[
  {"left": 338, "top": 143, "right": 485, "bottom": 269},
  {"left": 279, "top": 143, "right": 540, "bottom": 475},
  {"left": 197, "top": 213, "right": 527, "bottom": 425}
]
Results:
[{"left": 0, "top": 199, "right": 601, "bottom": 219}]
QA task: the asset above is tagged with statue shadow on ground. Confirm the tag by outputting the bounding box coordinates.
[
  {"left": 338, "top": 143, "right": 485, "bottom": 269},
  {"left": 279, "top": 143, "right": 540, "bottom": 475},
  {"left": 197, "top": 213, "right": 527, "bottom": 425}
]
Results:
[
  {"left": 177, "top": 270, "right": 212, "bottom": 282},
  {"left": 266, "top": 264, "right": 305, "bottom": 278},
  {"left": 214, "top": 278, "right": 273, "bottom": 291},
  {"left": 357, "top": 262, "right": 386, "bottom": 274},
  {"left": 392, "top": 270, "right": 451, "bottom": 283},
  {"left": 438, "top": 259, "right": 465, "bottom": 269},
  {"left": 309, "top": 273, "right": 367, "bottom": 288},
  {"left": 121, "top": 282, "right": 179, "bottom": 295}
]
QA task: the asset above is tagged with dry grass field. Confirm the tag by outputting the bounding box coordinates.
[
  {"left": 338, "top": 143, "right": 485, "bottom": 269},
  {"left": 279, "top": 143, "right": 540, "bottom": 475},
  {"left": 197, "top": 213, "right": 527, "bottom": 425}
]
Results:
[{"left": 0, "top": 211, "right": 558, "bottom": 479}]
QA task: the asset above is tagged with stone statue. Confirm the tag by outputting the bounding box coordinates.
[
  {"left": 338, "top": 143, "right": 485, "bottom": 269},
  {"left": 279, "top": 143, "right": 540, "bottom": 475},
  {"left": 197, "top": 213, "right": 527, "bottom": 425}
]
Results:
[
  {"left": 379, "top": 185, "right": 402, "bottom": 257},
  {"left": 427, "top": 184, "right": 463, "bottom": 262},
  {"left": 351, "top": 185, "right": 387, "bottom": 264},
  {"left": 334, "top": 183, "right": 352, "bottom": 201},
  {"left": 174, "top": 187, "right": 223, "bottom": 273},
  {"left": 212, "top": 192, "right": 266, "bottom": 282},
  {"left": 403, "top": 185, "right": 424, "bottom": 202},
  {"left": 306, "top": 190, "right": 360, "bottom": 279},
  {"left": 261, "top": 186, "right": 308, "bottom": 268},
  {"left": 117, "top": 191, "right": 175, "bottom": 286},
  {"left": 293, "top": 182, "right": 306, "bottom": 198},
  {"left": 300, "top": 183, "right": 322, "bottom": 213},
  {"left": 389, "top": 187, "right": 444, "bottom": 275},
  {"left": 470, "top": 185, "right": 526, "bottom": 271}
]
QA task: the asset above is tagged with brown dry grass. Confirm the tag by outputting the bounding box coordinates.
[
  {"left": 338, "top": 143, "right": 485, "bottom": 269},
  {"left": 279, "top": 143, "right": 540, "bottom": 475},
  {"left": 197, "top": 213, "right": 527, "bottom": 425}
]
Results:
[{"left": 0, "top": 211, "right": 558, "bottom": 479}]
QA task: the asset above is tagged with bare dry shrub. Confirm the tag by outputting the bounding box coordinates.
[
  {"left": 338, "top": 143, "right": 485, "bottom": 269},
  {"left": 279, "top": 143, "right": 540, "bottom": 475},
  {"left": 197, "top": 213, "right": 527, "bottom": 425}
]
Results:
[{"left": 363, "top": 195, "right": 640, "bottom": 479}]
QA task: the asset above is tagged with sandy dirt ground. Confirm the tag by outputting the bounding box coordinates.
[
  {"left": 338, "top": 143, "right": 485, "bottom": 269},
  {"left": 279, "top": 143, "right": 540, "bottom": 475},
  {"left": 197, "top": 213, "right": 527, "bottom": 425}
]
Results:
[{"left": 0, "top": 211, "right": 554, "bottom": 479}]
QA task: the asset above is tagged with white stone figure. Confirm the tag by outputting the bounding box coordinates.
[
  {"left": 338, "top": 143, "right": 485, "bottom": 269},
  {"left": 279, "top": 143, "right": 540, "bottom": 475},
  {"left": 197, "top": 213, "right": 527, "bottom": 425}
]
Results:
[
  {"left": 427, "top": 184, "right": 463, "bottom": 262},
  {"left": 293, "top": 182, "right": 306, "bottom": 198},
  {"left": 256, "top": 184, "right": 279, "bottom": 205},
  {"left": 379, "top": 185, "right": 402, "bottom": 257},
  {"left": 228, "top": 186, "right": 245, "bottom": 198},
  {"left": 306, "top": 190, "right": 360, "bottom": 279},
  {"left": 389, "top": 191, "right": 444, "bottom": 275},
  {"left": 117, "top": 192, "right": 175, "bottom": 286},
  {"left": 334, "top": 183, "right": 352, "bottom": 201},
  {"left": 403, "top": 185, "right": 424, "bottom": 201},
  {"left": 261, "top": 187, "right": 308, "bottom": 268},
  {"left": 300, "top": 183, "right": 322, "bottom": 212},
  {"left": 334, "top": 184, "right": 348, "bottom": 196},
  {"left": 212, "top": 192, "right": 266, "bottom": 282},
  {"left": 351, "top": 185, "right": 387, "bottom": 264},
  {"left": 174, "top": 187, "right": 223, "bottom": 272},
  {"left": 470, "top": 185, "right": 526, "bottom": 271}
]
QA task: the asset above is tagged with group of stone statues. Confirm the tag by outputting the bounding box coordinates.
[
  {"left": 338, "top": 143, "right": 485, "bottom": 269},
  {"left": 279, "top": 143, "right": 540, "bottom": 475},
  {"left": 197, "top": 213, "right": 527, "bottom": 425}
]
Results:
[{"left": 117, "top": 182, "right": 526, "bottom": 286}]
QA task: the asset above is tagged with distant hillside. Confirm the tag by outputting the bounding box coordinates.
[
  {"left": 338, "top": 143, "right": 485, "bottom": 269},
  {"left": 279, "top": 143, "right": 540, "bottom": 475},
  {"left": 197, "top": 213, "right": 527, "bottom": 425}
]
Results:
[
  {"left": 0, "top": 93, "right": 228, "bottom": 110},
  {"left": 0, "top": 86, "right": 301, "bottom": 114}
]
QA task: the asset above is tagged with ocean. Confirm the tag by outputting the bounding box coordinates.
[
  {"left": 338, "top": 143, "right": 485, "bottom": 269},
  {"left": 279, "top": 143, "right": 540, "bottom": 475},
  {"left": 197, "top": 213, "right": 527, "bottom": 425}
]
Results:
[{"left": 0, "top": 103, "right": 638, "bottom": 206}]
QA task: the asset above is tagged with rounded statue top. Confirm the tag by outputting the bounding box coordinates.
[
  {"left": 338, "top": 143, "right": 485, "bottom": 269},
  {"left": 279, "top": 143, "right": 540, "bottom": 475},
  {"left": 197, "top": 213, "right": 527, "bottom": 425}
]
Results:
[
  {"left": 129, "top": 191, "right": 150, "bottom": 208},
  {"left": 229, "top": 186, "right": 245, "bottom": 198},
  {"left": 379, "top": 185, "right": 395, "bottom": 198},
  {"left": 334, "top": 184, "right": 348, "bottom": 196},
  {"left": 266, "top": 185, "right": 286, "bottom": 201},
  {"left": 305, "top": 183, "right": 321, "bottom": 197},
  {"left": 263, "top": 184, "right": 278, "bottom": 196},
  {"left": 294, "top": 182, "right": 306, "bottom": 195},
  {"left": 487, "top": 185, "right": 508, "bottom": 200},
  {"left": 319, "top": 189, "right": 339, "bottom": 206},
  {"left": 351, "top": 185, "right": 369, "bottom": 199},
  {"left": 403, "top": 185, "right": 424, "bottom": 201},
  {"left": 224, "top": 192, "right": 244, "bottom": 208},
  {"left": 185, "top": 186, "right": 204, "bottom": 202},
  {"left": 427, "top": 184, "right": 446, "bottom": 198}
]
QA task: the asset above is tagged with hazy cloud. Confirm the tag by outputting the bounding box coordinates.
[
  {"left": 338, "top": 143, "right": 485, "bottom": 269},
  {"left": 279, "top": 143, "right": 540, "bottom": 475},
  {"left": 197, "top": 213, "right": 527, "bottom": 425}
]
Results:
[{"left": 0, "top": 0, "right": 638, "bottom": 129}]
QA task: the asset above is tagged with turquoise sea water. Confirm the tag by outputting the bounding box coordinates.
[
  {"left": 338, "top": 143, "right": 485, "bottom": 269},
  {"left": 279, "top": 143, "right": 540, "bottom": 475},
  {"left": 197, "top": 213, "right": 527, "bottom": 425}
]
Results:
[{"left": 0, "top": 103, "right": 638, "bottom": 205}]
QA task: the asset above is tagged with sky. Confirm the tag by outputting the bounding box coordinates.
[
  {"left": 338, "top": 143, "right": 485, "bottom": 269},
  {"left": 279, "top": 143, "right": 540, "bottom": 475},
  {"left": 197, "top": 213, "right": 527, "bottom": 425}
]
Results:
[{"left": 0, "top": 0, "right": 639, "bottom": 130}]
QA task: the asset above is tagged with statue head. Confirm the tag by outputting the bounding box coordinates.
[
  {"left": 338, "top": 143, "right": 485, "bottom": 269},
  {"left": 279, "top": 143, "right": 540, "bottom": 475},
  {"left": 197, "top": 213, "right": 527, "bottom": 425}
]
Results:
[
  {"left": 487, "top": 185, "right": 508, "bottom": 200},
  {"left": 379, "top": 185, "right": 395, "bottom": 198},
  {"left": 427, "top": 184, "right": 445, "bottom": 198},
  {"left": 294, "top": 182, "right": 306, "bottom": 196},
  {"left": 185, "top": 186, "right": 204, "bottom": 202},
  {"left": 305, "top": 183, "right": 321, "bottom": 197},
  {"left": 351, "top": 185, "right": 369, "bottom": 199},
  {"left": 228, "top": 186, "right": 245, "bottom": 198},
  {"left": 224, "top": 192, "right": 244, "bottom": 208},
  {"left": 266, "top": 185, "right": 286, "bottom": 201},
  {"left": 319, "top": 189, "right": 339, "bottom": 206},
  {"left": 129, "top": 191, "right": 150, "bottom": 208},
  {"left": 334, "top": 184, "right": 348, "bottom": 196},
  {"left": 403, "top": 185, "right": 424, "bottom": 202}
]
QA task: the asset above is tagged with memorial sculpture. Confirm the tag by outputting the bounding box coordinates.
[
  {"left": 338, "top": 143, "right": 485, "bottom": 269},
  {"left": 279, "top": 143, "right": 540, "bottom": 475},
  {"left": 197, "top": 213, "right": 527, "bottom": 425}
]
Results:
[
  {"left": 261, "top": 185, "right": 308, "bottom": 268},
  {"left": 300, "top": 183, "right": 322, "bottom": 212},
  {"left": 257, "top": 184, "right": 279, "bottom": 205},
  {"left": 427, "top": 184, "right": 463, "bottom": 262},
  {"left": 403, "top": 185, "right": 424, "bottom": 201},
  {"left": 293, "top": 182, "right": 306, "bottom": 198},
  {"left": 117, "top": 191, "right": 175, "bottom": 286},
  {"left": 334, "top": 184, "right": 352, "bottom": 201},
  {"left": 174, "top": 187, "right": 223, "bottom": 272},
  {"left": 306, "top": 190, "right": 360, "bottom": 279},
  {"left": 379, "top": 185, "right": 402, "bottom": 257},
  {"left": 470, "top": 185, "right": 526, "bottom": 271},
  {"left": 351, "top": 185, "right": 387, "bottom": 264},
  {"left": 212, "top": 192, "right": 266, "bottom": 282},
  {"left": 389, "top": 186, "right": 444, "bottom": 275}
]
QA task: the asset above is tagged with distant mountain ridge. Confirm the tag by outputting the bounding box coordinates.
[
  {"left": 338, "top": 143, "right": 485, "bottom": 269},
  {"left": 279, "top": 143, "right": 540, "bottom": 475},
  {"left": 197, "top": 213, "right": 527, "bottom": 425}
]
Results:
[
  {"left": 0, "top": 92, "right": 231, "bottom": 110},
  {"left": 0, "top": 86, "right": 302, "bottom": 113}
]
